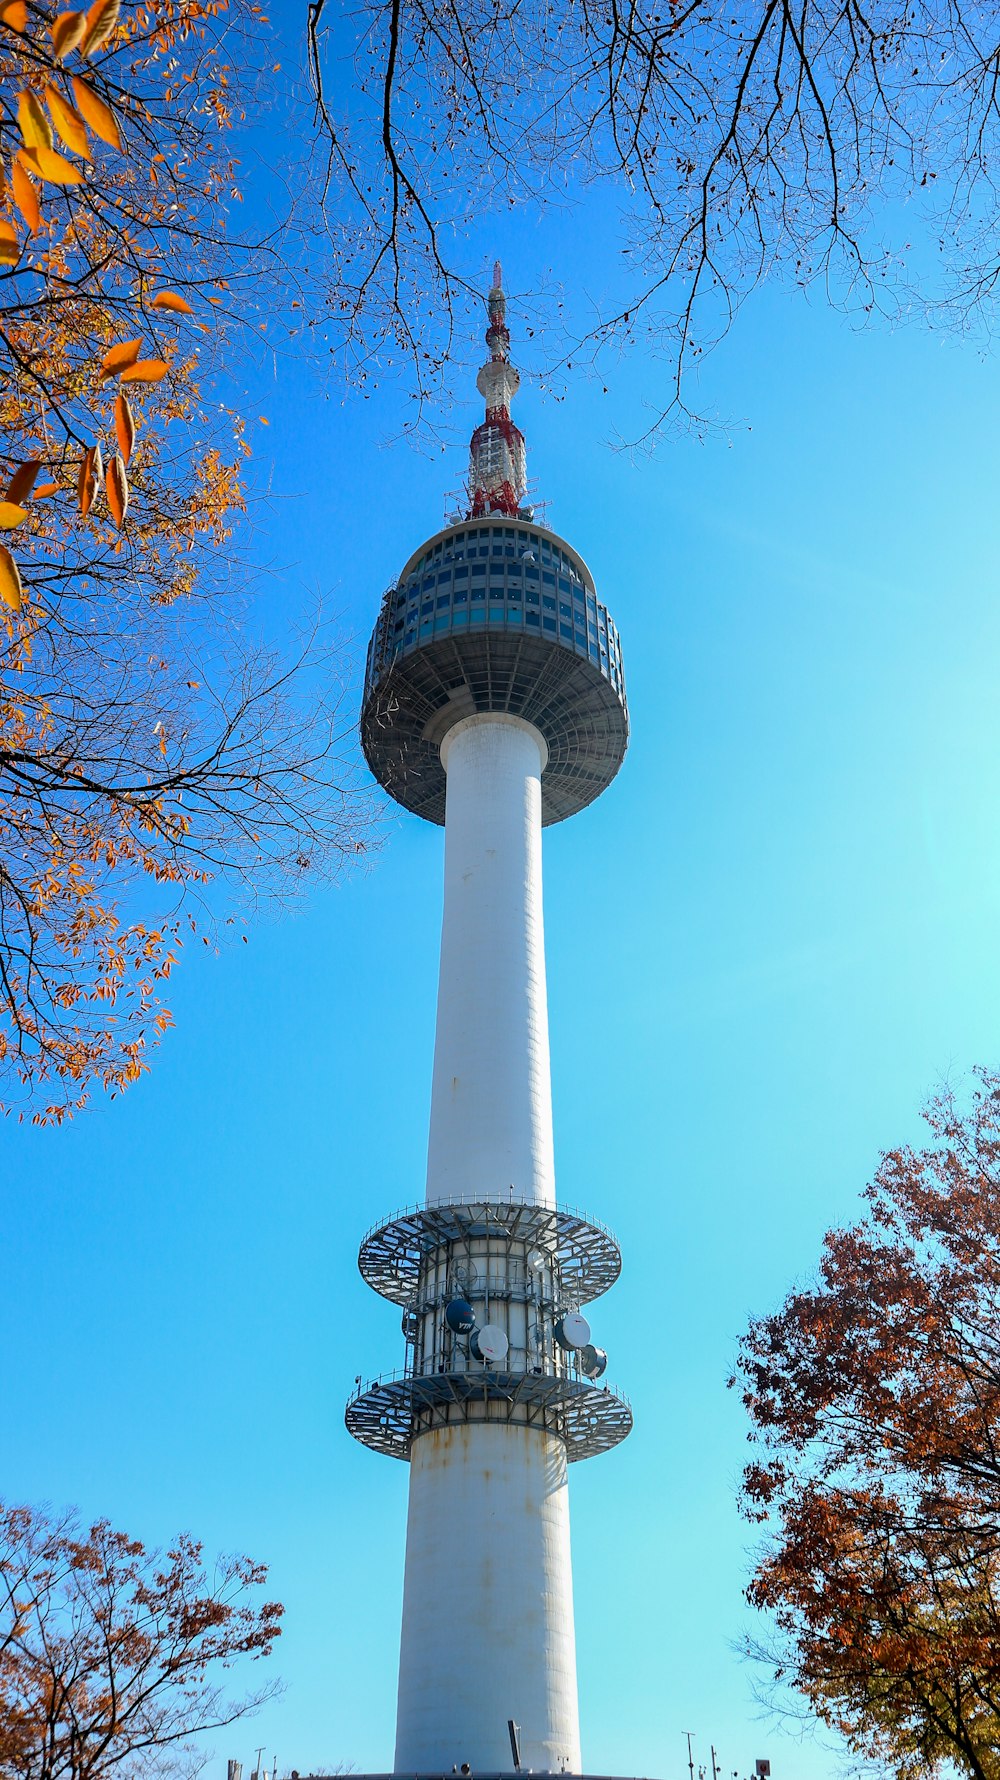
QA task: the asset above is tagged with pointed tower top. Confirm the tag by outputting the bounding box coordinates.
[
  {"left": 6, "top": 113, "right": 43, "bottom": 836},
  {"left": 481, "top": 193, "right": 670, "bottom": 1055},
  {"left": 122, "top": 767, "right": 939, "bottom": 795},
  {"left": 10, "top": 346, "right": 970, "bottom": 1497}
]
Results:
[{"left": 468, "top": 260, "right": 527, "bottom": 519}]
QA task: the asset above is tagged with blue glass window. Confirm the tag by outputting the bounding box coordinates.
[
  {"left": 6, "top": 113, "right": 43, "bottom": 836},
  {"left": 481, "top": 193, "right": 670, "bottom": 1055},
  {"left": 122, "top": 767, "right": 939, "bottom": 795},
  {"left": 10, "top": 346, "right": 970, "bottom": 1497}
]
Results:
[
  {"left": 420, "top": 601, "right": 433, "bottom": 615},
  {"left": 454, "top": 588, "right": 468, "bottom": 603},
  {"left": 436, "top": 594, "right": 450, "bottom": 608},
  {"left": 543, "top": 571, "right": 555, "bottom": 586},
  {"left": 543, "top": 615, "right": 556, "bottom": 631}
]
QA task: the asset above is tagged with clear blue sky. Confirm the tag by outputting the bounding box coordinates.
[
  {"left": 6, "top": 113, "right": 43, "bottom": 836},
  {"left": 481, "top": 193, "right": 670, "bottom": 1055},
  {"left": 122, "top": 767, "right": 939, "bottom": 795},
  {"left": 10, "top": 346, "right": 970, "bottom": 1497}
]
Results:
[{"left": 6, "top": 12, "right": 1000, "bottom": 1780}]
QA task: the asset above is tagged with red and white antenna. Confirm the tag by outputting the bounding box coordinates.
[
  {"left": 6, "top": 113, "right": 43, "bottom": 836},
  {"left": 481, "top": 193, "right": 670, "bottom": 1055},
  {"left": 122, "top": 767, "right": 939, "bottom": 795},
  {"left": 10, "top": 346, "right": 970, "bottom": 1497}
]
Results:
[{"left": 468, "top": 260, "right": 527, "bottom": 519}]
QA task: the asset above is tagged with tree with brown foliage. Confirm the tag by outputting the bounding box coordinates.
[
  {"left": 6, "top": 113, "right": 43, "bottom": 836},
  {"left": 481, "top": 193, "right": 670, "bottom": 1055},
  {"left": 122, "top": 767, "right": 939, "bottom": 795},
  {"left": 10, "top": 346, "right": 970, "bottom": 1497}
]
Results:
[
  {"left": 734, "top": 1070, "right": 1000, "bottom": 1780},
  {"left": 0, "top": 0, "right": 372, "bottom": 1123},
  {"left": 0, "top": 1500, "right": 282, "bottom": 1780},
  {"left": 308, "top": 0, "right": 1000, "bottom": 432}
]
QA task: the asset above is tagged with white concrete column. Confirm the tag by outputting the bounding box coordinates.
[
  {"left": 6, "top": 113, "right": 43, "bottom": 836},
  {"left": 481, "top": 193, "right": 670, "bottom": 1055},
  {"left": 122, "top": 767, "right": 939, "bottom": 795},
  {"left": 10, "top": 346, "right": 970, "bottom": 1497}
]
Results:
[
  {"left": 393, "top": 1424, "right": 581, "bottom": 1776},
  {"left": 425, "top": 714, "right": 554, "bottom": 1208}
]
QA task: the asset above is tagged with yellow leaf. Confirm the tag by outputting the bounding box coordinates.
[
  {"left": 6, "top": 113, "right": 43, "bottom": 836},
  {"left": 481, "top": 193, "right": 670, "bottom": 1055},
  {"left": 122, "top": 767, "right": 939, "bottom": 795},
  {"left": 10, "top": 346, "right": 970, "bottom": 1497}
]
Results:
[
  {"left": 0, "top": 220, "right": 19, "bottom": 266},
  {"left": 0, "top": 545, "right": 23, "bottom": 612},
  {"left": 105, "top": 453, "right": 128, "bottom": 528},
  {"left": 150, "top": 289, "right": 193, "bottom": 315},
  {"left": 52, "top": 9, "right": 87, "bottom": 57},
  {"left": 18, "top": 144, "right": 84, "bottom": 186},
  {"left": 258, "top": 416, "right": 269, "bottom": 425},
  {"left": 5, "top": 460, "right": 39, "bottom": 504},
  {"left": 71, "top": 76, "right": 121, "bottom": 148},
  {"left": 0, "top": 1, "right": 27, "bottom": 31},
  {"left": 81, "top": 0, "right": 119, "bottom": 55},
  {"left": 44, "top": 87, "right": 91, "bottom": 159},
  {"left": 0, "top": 502, "right": 28, "bottom": 529},
  {"left": 114, "top": 392, "right": 134, "bottom": 464},
  {"left": 119, "top": 358, "right": 168, "bottom": 384},
  {"left": 11, "top": 156, "right": 40, "bottom": 234},
  {"left": 100, "top": 336, "right": 142, "bottom": 377},
  {"left": 17, "top": 93, "right": 53, "bottom": 152}
]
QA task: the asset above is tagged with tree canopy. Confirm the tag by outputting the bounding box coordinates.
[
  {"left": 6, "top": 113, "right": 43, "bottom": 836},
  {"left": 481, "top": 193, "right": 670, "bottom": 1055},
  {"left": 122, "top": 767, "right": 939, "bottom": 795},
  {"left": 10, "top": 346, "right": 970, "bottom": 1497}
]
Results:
[{"left": 735, "top": 1071, "right": 1000, "bottom": 1780}]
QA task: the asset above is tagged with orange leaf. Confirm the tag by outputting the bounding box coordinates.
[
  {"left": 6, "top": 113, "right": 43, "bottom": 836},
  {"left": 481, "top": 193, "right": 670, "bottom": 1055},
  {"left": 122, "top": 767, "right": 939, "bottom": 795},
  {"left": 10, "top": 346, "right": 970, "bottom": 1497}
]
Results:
[
  {"left": 119, "top": 358, "right": 168, "bottom": 384},
  {"left": 11, "top": 157, "right": 40, "bottom": 234},
  {"left": 6, "top": 460, "right": 39, "bottom": 504},
  {"left": 0, "top": 220, "right": 19, "bottom": 266},
  {"left": 70, "top": 76, "right": 121, "bottom": 148},
  {"left": 0, "top": 1, "right": 27, "bottom": 31},
  {"left": 33, "top": 482, "right": 59, "bottom": 498},
  {"left": 105, "top": 453, "right": 128, "bottom": 527},
  {"left": 100, "top": 336, "right": 142, "bottom": 377},
  {"left": 81, "top": 0, "right": 119, "bottom": 55},
  {"left": 77, "top": 443, "right": 101, "bottom": 516},
  {"left": 0, "top": 545, "right": 22, "bottom": 612},
  {"left": 45, "top": 87, "right": 90, "bottom": 159},
  {"left": 18, "top": 145, "right": 83, "bottom": 186},
  {"left": 150, "top": 289, "right": 193, "bottom": 315},
  {"left": 52, "top": 9, "right": 87, "bottom": 57},
  {"left": 114, "top": 392, "right": 134, "bottom": 464},
  {"left": 0, "top": 502, "right": 28, "bottom": 530},
  {"left": 17, "top": 93, "right": 53, "bottom": 152}
]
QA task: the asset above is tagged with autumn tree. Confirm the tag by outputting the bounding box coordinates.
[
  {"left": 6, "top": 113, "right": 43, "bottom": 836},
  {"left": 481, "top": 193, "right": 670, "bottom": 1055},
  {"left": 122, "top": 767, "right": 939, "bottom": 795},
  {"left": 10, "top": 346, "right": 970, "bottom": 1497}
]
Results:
[
  {"left": 0, "top": 1499, "right": 282, "bottom": 1780},
  {"left": 308, "top": 0, "right": 1000, "bottom": 431},
  {"left": 0, "top": 0, "right": 373, "bottom": 1122},
  {"left": 733, "top": 1070, "right": 1000, "bottom": 1780}
]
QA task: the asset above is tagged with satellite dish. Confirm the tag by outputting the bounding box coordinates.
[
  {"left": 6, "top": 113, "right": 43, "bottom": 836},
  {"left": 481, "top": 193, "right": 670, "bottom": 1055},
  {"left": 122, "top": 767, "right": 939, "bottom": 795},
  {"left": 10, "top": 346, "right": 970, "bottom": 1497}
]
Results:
[
  {"left": 555, "top": 1311, "right": 591, "bottom": 1351},
  {"left": 445, "top": 1297, "right": 476, "bottom": 1335},
  {"left": 526, "top": 1250, "right": 546, "bottom": 1274},
  {"left": 471, "top": 1324, "right": 509, "bottom": 1364},
  {"left": 451, "top": 1262, "right": 479, "bottom": 1290},
  {"left": 580, "top": 1343, "right": 608, "bottom": 1380}
]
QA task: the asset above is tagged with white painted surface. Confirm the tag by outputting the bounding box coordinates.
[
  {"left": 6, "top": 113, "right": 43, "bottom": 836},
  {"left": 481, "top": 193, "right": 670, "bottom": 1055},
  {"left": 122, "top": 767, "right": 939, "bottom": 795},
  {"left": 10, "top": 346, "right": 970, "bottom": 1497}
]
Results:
[
  {"left": 426, "top": 715, "right": 555, "bottom": 1209},
  {"left": 394, "top": 1424, "right": 581, "bottom": 1775}
]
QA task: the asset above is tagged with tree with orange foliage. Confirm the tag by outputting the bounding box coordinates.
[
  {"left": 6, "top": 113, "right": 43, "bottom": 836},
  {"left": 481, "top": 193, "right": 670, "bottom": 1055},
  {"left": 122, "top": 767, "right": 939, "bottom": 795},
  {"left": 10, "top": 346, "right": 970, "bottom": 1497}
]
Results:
[
  {"left": 735, "top": 1070, "right": 1000, "bottom": 1780},
  {"left": 0, "top": 0, "right": 372, "bottom": 1122},
  {"left": 0, "top": 1499, "right": 282, "bottom": 1780}
]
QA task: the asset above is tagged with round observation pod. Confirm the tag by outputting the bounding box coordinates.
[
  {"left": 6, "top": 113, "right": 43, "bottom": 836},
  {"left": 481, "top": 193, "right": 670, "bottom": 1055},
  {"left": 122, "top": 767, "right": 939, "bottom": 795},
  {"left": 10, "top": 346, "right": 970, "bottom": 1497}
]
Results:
[
  {"left": 580, "top": 1344, "right": 608, "bottom": 1380},
  {"left": 555, "top": 1311, "right": 592, "bottom": 1351},
  {"left": 361, "top": 516, "right": 628, "bottom": 826},
  {"left": 471, "top": 1324, "right": 509, "bottom": 1364},
  {"left": 445, "top": 1297, "right": 477, "bottom": 1335}
]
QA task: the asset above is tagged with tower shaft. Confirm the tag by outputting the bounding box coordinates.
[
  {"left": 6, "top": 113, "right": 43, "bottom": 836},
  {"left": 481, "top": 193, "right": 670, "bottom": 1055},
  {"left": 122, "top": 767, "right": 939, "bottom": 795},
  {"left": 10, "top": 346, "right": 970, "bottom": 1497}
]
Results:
[{"left": 427, "top": 715, "right": 554, "bottom": 1210}]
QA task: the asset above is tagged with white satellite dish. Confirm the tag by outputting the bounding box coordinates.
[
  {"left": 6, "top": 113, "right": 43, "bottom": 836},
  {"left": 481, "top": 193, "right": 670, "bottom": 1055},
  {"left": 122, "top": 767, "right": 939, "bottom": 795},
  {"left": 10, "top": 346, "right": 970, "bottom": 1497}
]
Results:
[
  {"left": 473, "top": 1324, "right": 509, "bottom": 1364},
  {"left": 555, "top": 1311, "right": 591, "bottom": 1350},
  {"left": 526, "top": 1250, "right": 546, "bottom": 1274}
]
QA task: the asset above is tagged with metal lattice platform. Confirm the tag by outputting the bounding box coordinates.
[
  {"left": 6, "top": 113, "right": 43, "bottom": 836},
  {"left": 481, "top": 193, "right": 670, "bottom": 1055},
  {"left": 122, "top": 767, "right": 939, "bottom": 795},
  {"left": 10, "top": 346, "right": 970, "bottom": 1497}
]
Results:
[
  {"left": 358, "top": 1197, "right": 622, "bottom": 1307},
  {"left": 346, "top": 1367, "right": 632, "bottom": 1462}
]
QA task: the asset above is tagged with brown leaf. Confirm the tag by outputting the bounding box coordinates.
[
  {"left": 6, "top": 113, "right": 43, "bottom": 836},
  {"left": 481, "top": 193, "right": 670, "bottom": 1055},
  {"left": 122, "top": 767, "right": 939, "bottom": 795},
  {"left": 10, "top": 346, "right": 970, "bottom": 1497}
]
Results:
[
  {"left": 119, "top": 358, "right": 168, "bottom": 384},
  {"left": 17, "top": 93, "right": 53, "bottom": 152},
  {"left": 18, "top": 144, "right": 84, "bottom": 186},
  {"left": 6, "top": 460, "right": 39, "bottom": 504},
  {"left": 0, "top": 220, "right": 19, "bottom": 266},
  {"left": 81, "top": 0, "right": 119, "bottom": 55},
  {"left": 0, "top": 502, "right": 28, "bottom": 530},
  {"left": 11, "top": 157, "right": 40, "bottom": 234},
  {"left": 114, "top": 392, "right": 134, "bottom": 465},
  {"left": 105, "top": 454, "right": 128, "bottom": 528},
  {"left": 150, "top": 290, "right": 193, "bottom": 315},
  {"left": 77, "top": 443, "right": 101, "bottom": 516},
  {"left": 0, "top": 545, "right": 23, "bottom": 612},
  {"left": 44, "top": 87, "right": 90, "bottom": 160},
  {"left": 100, "top": 337, "right": 142, "bottom": 378},
  {"left": 52, "top": 10, "right": 87, "bottom": 58},
  {"left": 70, "top": 76, "right": 121, "bottom": 148}
]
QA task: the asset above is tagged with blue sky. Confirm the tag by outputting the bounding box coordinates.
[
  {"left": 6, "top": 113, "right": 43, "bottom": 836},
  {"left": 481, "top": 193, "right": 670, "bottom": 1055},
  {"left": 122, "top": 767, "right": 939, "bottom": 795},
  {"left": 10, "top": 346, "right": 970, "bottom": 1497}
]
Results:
[{"left": 6, "top": 14, "right": 1000, "bottom": 1780}]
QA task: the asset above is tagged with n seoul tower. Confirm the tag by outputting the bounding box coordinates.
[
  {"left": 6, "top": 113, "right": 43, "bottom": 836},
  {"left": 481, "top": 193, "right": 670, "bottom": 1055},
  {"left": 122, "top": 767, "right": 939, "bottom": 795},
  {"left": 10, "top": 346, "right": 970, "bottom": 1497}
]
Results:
[{"left": 348, "top": 262, "right": 631, "bottom": 1776}]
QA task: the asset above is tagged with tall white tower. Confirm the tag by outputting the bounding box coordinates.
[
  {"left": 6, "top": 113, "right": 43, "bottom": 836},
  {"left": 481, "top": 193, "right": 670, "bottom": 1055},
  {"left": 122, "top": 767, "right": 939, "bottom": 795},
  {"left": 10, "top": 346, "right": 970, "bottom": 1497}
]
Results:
[{"left": 350, "top": 264, "right": 630, "bottom": 1776}]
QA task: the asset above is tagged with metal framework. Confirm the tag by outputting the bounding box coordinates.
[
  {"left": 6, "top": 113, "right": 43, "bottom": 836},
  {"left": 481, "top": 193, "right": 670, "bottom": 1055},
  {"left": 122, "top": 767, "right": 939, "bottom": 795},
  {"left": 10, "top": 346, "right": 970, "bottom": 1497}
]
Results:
[
  {"left": 346, "top": 1367, "right": 633, "bottom": 1463},
  {"left": 358, "top": 1196, "right": 622, "bottom": 1307}
]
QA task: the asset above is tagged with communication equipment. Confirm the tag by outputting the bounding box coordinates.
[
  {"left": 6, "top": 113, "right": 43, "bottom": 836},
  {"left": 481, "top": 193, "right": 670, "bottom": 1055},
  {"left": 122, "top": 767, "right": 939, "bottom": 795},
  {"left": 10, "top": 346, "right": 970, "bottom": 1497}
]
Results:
[
  {"left": 580, "top": 1344, "right": 608, "bottom": 1380},
  {"left": 554, "top": 1311, "right": 591, "bottom": 1350},
  {"left": 471, "top": 1324, "right": 509, "bottom": 1363},
  {"left": 445, "top": 1297, "right": 477, "bottom": 1334}
]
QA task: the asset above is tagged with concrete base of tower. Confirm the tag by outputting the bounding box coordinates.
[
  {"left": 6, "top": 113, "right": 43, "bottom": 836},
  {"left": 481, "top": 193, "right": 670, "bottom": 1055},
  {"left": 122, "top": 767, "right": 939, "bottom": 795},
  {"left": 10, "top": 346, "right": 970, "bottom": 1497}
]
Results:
[{"left": 393, "top": 1424, "right": 581, "bottom": 1777}]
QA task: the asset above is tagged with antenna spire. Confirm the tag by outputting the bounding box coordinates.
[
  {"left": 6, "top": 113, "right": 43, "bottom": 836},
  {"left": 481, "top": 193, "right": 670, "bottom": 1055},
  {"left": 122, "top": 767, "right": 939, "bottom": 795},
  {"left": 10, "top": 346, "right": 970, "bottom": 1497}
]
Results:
[{"left": 468, "top": 260, "right": 527, "bottom": 519}]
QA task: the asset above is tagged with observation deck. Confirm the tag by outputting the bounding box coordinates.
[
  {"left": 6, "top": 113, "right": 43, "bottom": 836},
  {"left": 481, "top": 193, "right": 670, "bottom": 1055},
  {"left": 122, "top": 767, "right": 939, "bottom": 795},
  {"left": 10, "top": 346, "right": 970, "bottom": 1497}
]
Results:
[{"left": 361, "top": 515, "right": 628, "bottom": 825}]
